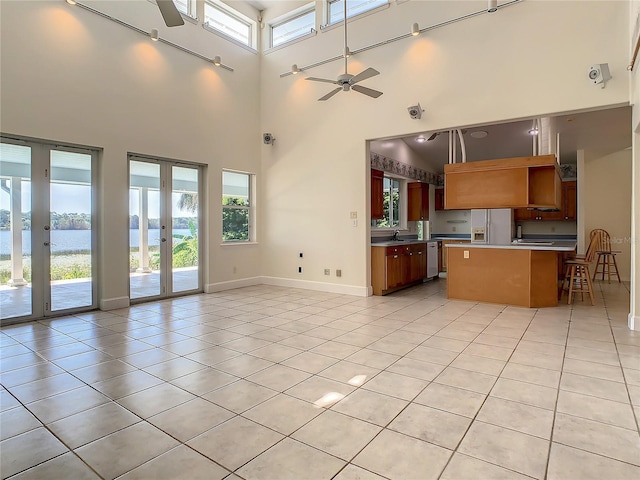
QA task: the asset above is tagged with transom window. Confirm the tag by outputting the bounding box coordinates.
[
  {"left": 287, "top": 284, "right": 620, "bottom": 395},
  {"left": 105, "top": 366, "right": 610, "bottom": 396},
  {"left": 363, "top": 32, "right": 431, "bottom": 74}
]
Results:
[
  {"left": 271, "top": 7, "right": 316, "bottom": 48},
  {"left": 172, "top": 0, "right": 194, "bottom": 18},
  {"left": 222, "top": 170, "right": 254, "bottom": 242},
  {"left": 328, "top": 0, "right": 388, "bottom": 25},
  {"left": 204, "top": 1, "right": 255, "bottom": 47},
  {"left": 372, "top": 176, "right": 401, "bottom": 228}
]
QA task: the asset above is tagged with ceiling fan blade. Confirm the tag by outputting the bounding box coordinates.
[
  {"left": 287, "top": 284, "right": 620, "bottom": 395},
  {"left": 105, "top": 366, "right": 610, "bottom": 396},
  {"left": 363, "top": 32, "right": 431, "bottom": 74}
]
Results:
[
  {"left": 352, "top": 84, "right": 383, "bottom": 99},
  {"left": 318, "top": 88, "right": 342, "bottom": 101},
  {"left": 427, "top": 132, "right": 439, "bottom": 141},
  {"left": 350, "top": 68, "right": 380, "bottom": 85},
  {"left": 157, "top": 0, "right": 185, "bottom": 27},
  {"left": 306, "top": 77, "right": 339, "bottom": 84}
]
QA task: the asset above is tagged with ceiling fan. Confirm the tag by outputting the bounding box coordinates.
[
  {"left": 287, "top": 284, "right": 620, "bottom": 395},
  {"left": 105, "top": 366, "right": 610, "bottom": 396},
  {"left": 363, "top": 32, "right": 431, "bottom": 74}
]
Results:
[
  {"left": 306, "top": 0, "right": 382, "bottom": 101},
  {"left": 156, "top": 0, "right": 185, "bottom": 27}
]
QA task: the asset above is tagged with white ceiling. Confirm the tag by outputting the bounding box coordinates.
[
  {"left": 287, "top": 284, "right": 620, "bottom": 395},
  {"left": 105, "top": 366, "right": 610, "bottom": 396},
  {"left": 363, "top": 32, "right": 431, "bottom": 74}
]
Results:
[{"left": 372, "top": 106, "right": 631, "bottom": 174}]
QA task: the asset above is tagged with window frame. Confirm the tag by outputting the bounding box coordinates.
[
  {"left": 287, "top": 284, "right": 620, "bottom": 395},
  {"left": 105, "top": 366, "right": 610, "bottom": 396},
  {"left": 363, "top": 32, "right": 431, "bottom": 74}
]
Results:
[
  {"left": 222, "top": 169, "right": 255, "bottom": 244},
  {"left": 324, "top": 0, "right": 389, "bottom": 27},
  {"left": 204, "top": 0, "right": 257, "bottom": 50},
  {"left": 147, "top": 0, "right": 197, "bottom": 22},
  {"left": 270, "top": 3, "right": 317, "bottom": 49},
  {"left": 371, "top": 174, "right": 407, "bottom": 230}
]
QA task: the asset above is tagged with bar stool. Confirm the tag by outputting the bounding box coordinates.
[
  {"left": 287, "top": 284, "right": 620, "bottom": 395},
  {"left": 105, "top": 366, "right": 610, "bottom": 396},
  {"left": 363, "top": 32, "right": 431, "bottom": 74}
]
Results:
[
  {"left": 563, "top": 230, "right": 600, "bottom": 305},
  {"left": 590, "top": 229, "right": 621, "bottom": 283}
]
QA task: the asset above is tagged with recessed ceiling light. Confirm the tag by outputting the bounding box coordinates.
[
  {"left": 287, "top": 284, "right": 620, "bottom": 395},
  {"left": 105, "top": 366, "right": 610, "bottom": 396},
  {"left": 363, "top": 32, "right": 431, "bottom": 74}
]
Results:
[
  {"left": 470, "top": 130, "right": 488, "bottom": 139},
  {"left": 415, "top": 136, "right": 427, "bottom": 143}
]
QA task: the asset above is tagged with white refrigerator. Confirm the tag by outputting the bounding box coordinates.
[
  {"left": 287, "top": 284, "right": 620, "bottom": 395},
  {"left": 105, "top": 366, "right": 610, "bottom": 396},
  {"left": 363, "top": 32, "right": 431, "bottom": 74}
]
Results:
[{"left": 470, "top": 209, "right": 513, "bottom": 245}]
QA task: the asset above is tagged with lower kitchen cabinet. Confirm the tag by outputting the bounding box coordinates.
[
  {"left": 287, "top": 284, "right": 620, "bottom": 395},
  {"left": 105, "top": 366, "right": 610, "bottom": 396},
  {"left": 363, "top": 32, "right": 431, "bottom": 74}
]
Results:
[
  {"left": 440, "top": 240, "right": 471, "bottom": 272},
  {"left": 371, "top": 243, "right": 427, "bottom": 295}
]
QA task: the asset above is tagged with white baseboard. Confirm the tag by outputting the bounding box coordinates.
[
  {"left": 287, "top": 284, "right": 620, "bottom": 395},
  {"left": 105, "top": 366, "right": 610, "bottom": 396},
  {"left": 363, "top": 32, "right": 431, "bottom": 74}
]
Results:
[
  {"left": 204, "top": 277, "right": 262, "bottom": 293},
  {"left": 100, "top": 296, "right": 130, "bottom": 311},
  {"left": 261, "top": 276, "right": 369, "bottom": 297},
  {"left": 629, "top": 313, "right": 640, "bottom": 331}
]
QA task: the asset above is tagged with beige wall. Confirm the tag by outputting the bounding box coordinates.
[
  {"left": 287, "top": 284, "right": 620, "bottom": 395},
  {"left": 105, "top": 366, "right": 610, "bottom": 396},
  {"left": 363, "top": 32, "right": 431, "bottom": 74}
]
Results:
[
  {"left": 0, "top": 1, "right": 263, "bottom": 307},
  {"left": 260, "top": 0, "right": 630, "bottom": 292},
  {"left": 584, "top": 150, "right": 633, "bottom": 282},
  {"left": 629, "top": 0, "right": 640, "bottom": 329}
]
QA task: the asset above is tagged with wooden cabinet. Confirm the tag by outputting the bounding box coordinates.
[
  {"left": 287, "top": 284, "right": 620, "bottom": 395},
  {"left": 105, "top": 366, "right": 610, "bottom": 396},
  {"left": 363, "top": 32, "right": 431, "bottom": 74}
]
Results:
[
  {"left": 444, "top": 155, "right": 561, "bottom": 210},
  {"left": 371, "top": 169, "right": 384, "bottom": 220},
  {"left": 434, "top": 187, "right": 445, "bottom": 211},
  {"left": 371, "top": 243, "right": 427, "bottom": 295},
  {"left": 513, "top": 180, "right": 577, "bottom": 222},
  {"left": 562, "top": 181, "right": 577, "bottom": 220},
  {"left": 441, "top": 240, "right": 471, "bottom": 272},
  {"left": 407, "top": 182, "right": 429, "bottom": 221}
]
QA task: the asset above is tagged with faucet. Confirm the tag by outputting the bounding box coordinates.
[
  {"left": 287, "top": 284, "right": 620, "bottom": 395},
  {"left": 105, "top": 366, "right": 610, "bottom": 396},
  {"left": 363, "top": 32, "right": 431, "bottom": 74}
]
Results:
[{"left": 392, "top": 229, "right": 400, "bottom": 241}]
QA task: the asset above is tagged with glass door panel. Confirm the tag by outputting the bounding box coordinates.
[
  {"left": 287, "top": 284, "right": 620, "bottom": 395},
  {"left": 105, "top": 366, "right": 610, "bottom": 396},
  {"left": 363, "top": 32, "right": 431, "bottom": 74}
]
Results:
[
  {"left": 48, "top": 150, "right": 94, "bottom": 313},
  {"left": 129, "top": 161, "right": 162, "bottom": 300},
  {"left": 0, "top": 143, "right": 33, "bottom": 320},
  {"left": 171, "top": 166, "right": 199, "bottom": 294}
]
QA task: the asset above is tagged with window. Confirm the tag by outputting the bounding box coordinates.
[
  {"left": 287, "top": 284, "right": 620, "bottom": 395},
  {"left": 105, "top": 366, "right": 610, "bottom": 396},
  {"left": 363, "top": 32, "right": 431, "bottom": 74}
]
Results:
[
  {"left": 172, "top": 0, "right": 193, "bottom": 18},
  {"left": 222, "top": 171, "right": 253, "bottom": 242},
  {"left": 371, "top": 176, "right": 401, "bottom": 228},
  {"left": 271, "top": 7, "right": 316, "bottom": 48},
  {"left": 204, "top": 1, "right": 255, "bottom": 48},
  {"left": 327, "top": 0, "right": 388, "bottom": 25}
]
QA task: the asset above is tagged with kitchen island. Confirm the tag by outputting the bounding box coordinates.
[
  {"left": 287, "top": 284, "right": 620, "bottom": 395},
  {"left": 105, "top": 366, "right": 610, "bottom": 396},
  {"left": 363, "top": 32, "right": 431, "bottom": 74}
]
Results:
[{"left": 445, "top": 241, "right": 577, "bottom": 307}]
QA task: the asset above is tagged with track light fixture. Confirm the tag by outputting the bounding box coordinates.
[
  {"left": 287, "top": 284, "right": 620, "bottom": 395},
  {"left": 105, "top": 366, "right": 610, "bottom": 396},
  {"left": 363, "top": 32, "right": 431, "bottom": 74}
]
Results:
[
  {"left": 213, "top": 56, "right": 221, "bottom": 67},
  {"left": 411, "top": 23, "right": 420, "bottom": 36},
  {"left": 344, "top": 46, "right": 351, "bottom": 58},
  {"left": 150, "top": 28, "right": 159, "bottom": 41},
  {"left": 291, "top": 64, "right": 300, "bottom": 75},
  {"left": 66, "top": 0, "right": 77, "bottom": 5},
  {"left": 487, "top": 0, "right": 498, "bottom": 13}
]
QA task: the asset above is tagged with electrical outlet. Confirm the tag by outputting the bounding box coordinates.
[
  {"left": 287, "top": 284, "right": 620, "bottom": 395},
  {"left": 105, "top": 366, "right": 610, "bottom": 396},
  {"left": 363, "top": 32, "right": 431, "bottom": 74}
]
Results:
[
  {"left": 298, "top": 267, "right": 302, "bottom": 273},
  {"left": 352, "top": 219, "right": 358, "bottom": 227},
  {"left": 463, "top": 250, "right": 469, "bottom": 259},
  {"left": 551, "top": 226, "right": 556, "bottom": 232},
  {"left": 324, "top": 269, "right": 330, "bottom": 275},
  {"left": 452, "top": 226, "right": 457, "bottom": 232},
  {"left": 336, "top": 269, "right": 342, "bottom": 277},
  {"left": 350, "top": 211, "right": 357, "bottom": 219}
]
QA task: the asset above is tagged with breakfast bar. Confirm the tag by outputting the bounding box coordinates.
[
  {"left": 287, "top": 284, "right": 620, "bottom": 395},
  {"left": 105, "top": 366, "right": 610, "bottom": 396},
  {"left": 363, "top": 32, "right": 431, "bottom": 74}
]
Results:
[{"left": 446, "top": 241, "right": 577, "bottom": 307}]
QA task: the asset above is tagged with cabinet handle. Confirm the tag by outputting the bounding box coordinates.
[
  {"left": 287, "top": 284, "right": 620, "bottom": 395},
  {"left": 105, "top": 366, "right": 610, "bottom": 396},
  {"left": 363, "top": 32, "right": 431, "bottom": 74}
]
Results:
[{"left": 393, "top": 255, "right": 398, "bottom": 258}]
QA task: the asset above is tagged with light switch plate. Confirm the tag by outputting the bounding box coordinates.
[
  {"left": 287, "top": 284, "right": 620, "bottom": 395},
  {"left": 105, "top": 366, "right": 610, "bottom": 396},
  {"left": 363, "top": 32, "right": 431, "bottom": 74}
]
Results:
[{"left": 350, "top": 211, "right": 357, "bottom": 219}]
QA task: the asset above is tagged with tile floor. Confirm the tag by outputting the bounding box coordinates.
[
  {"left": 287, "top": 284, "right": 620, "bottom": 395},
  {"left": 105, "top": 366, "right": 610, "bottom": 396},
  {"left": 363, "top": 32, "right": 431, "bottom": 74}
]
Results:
[{"left": 1, "top": 279, "right": 639, "bottom": 479}]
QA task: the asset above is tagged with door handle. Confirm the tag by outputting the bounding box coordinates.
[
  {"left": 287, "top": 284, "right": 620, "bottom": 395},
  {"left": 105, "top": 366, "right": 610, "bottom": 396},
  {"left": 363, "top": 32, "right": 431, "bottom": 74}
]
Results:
[
  {"left": 44, "top": 242, "right": 50, "bottom": 246},
  {"left": 161, "top": 238, "right": 167, "bottom": 242}
]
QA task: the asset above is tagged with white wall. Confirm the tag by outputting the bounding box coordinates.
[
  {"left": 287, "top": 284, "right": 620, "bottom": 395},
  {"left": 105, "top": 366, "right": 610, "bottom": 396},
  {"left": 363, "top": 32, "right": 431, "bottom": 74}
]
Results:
[
  {"left": 583, "top": 150, "right": 632, "bottom": 281},
  {"left": 0, "top": 1, "right": 263, "bottom": 307},
  {"left": 259, "top": 0, "right": 630, "bottom": 292}
]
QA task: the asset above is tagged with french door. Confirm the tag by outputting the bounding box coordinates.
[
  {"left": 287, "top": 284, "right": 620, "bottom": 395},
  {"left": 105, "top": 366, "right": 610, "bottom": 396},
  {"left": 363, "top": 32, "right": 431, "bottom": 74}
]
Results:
[
  {"left": 128, "top": 156, "right": 202, "bottom": 301},
  {"left": 0, "top": 138, "right": 97, "bottom": 323}
]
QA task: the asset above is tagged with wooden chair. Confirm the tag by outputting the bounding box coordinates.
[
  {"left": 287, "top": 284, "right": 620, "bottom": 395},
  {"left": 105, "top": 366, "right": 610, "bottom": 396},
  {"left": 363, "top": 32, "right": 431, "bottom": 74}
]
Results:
[
  {"left": 590, "top": 229, "right": 621, "bottom": 283},
  {"left": 563, "top": 230, "right": 600, "bottom": 305}
]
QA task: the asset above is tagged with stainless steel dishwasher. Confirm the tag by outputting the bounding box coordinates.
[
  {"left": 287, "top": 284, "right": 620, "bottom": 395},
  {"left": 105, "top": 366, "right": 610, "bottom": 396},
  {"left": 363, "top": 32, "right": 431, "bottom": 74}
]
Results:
[{"left": 427, "top": 241, "right": 438, "bottom": 278}]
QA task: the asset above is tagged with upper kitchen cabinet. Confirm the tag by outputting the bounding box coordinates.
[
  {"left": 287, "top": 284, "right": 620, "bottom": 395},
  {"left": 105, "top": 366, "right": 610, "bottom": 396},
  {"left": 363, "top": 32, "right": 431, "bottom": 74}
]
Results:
[
  {"left": 444, "top": 155, "right": 561, "bottom": 210},
  {"left": 407, "top": 182, "right": 429, "bottom": 221},
  {"left": 513, "top": 180, "right": 577, "bottom": 222},
  {"left": 371, "top": 169, "right": 384, "bottom": 219},
  {"left": 434, "top": 187, "right": 445, "bottom": 211}
]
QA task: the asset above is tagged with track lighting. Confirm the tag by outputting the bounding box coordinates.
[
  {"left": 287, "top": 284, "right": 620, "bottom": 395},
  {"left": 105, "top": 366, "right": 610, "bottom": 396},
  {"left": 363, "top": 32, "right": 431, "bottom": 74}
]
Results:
[
  {"left": 66, "top": 0, "right": 77, "bottom": 5},
  {"left": 213, "top": 56, "right": 221, "bottom": 66},
  {"left": 411, "top": 23, "right": 420, "bottom": 36},
  {"left": 344, "top": 46, "right": 351, "bottom": 58},
  {"left": 291, "top": 64, "right": 300, "bottom": 75},
  {"left": 528, "top": 127, "right": 539, "bottom": 136},
  {"left": 150, "top": 28, "right": 159, "bottom": 41},
  {"left": 487, "top": 0, "right": 498, "bottom": 13}
]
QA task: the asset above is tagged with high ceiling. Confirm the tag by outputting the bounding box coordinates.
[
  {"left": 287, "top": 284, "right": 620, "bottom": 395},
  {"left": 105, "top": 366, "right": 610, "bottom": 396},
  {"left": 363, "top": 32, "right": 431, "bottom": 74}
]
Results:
[{"left": 372, "top": 106, "right": 631, "bottom": 174}]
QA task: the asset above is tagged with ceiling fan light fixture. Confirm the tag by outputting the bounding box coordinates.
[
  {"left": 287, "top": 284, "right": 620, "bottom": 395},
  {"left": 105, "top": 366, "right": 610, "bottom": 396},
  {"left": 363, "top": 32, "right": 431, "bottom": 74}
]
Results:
[
  {"left": 150, "top": 28, "right": 159, "bottom": 41},
  {"left": 487, "top": 0, "right": 498, "bottom": 13},
  {"left": 415, "top": 136, "right": 427, "bottom": 143},
  {"left": 411, "top": 23, "right": 420, "bottom": 36},
  {"left": 291, "top": 64, "right": 300, "bottom": 75},
  {"left": 213, "top": 56, "right": 222, "bottom": 67}
]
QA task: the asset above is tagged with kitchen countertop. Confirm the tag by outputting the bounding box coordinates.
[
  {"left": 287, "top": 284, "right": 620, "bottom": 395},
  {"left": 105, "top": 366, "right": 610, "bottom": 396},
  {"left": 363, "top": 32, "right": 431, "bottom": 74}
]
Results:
[
  {"left": 445, "top": 240, "right": 577, "bottom": 251},
  {"left": 372, "top": 239, "right": 437, "bottom": 247}
]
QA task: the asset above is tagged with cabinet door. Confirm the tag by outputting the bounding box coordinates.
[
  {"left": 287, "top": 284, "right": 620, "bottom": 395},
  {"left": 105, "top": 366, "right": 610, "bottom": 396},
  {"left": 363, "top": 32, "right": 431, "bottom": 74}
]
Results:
[
  {"left": 417, "top": 248, "right": 427, "bottom": 279},
  {"left": 386, "top": 254, "right": 403, "bottom": 289},
  {"left": 408, "top": 182, "right": 429, "bottom": 221},
  {"left": 434, "top": 188, "right": 445, "bottom": 211},
  {"left": 514, "top": 208, "right": 532, "bottom": 221},
  {"left": 371, "top": 169, "right": 384, "bottom": 219},
  {"left": 563, "top": 181, "right": 577, "bottom": 220}
]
